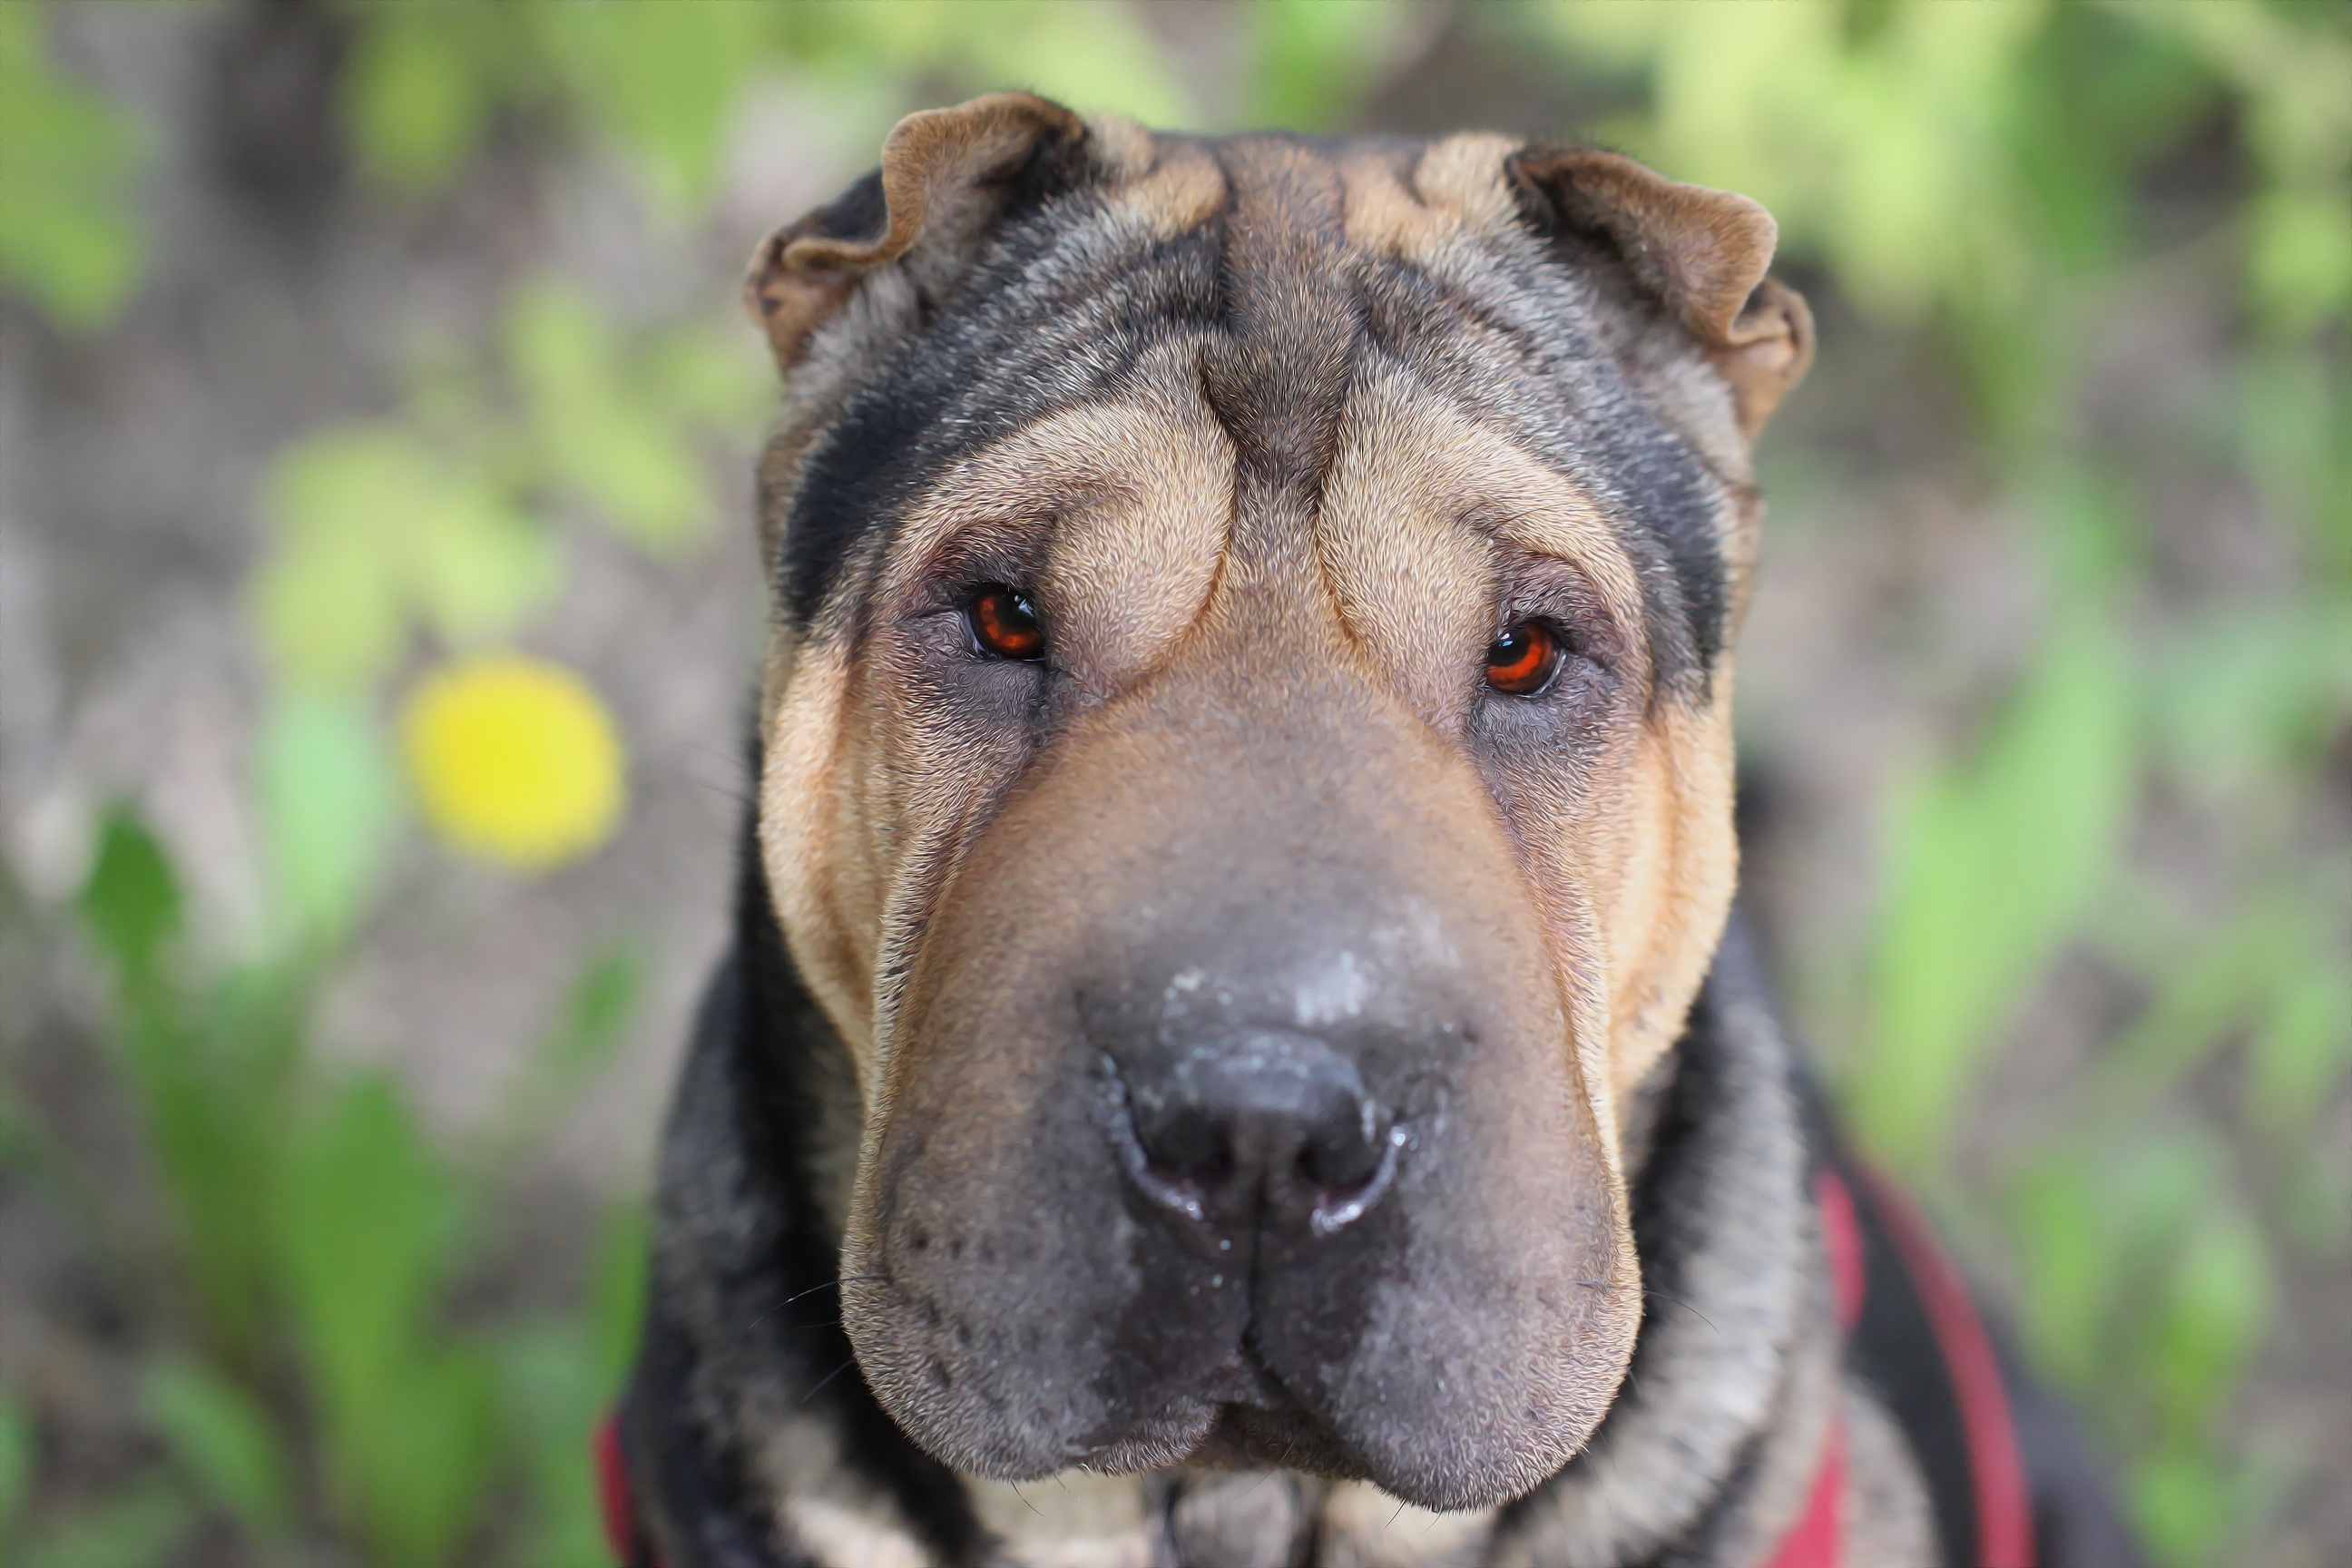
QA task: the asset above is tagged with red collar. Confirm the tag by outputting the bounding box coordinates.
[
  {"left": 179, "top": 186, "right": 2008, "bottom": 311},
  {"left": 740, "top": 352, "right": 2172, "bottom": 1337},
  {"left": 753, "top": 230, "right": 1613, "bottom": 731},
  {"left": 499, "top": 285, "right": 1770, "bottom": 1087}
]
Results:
[
  {"left": 1771, "top": 1168, "right": 2036, "bottom": 1568},
  {"left": 595, "top": 1168, "right": 2034, "bottom": 1568}
]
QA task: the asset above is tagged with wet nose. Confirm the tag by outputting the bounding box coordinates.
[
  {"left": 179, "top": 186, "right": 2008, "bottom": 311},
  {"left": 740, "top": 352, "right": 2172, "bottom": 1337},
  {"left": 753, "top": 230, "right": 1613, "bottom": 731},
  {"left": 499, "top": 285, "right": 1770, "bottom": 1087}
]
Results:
[{"left": 1107, "top": 1030, "right": 1406, "bottom": 1241}]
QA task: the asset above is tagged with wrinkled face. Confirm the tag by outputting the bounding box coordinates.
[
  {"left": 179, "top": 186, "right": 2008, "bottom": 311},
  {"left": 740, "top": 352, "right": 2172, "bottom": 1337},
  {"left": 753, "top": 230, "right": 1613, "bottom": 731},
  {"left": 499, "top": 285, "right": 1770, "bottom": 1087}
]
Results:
[{"left": 750, "top": 113, "right": 1805, "bottom": 1513}]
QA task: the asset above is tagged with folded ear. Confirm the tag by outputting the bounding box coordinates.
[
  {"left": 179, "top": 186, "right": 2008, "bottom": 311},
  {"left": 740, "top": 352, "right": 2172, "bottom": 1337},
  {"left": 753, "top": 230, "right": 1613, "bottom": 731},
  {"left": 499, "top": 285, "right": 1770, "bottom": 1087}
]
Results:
[
  {"left": 1509, "top": 146, "right": 1813, "bottom": 437},
  {"left": 745, "top": 92, "right": 1086, "bottom": 370}
]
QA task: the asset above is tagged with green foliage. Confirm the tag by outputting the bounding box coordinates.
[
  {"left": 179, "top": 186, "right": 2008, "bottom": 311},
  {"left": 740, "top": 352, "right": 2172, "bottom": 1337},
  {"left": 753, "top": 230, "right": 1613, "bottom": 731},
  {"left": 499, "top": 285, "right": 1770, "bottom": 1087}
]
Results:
[
  {"left": 0, "top": 1393, "right": 31, "bottom": 1539},
  {"left": 343, "top": 5, "right": 529, "bottom": 197},
  {"left": 142, "top": 1358, "right": 297, "bottom": 1540},
  {"left": 495, "top": 941, "right": 647, "bottom": 1159},
  {"left": 506, "top": 281, "right": 730, "bottom": 555},
  {"left": 279, "top": 1076, "right": 495, "bottom": 1568},
  {"left": 81, "top": 812, "right": 301, "bottom": 1358},
  {"left": 15, "top": 1482, "right": 197, "bottom": 1568},
  {"left": 1853, "top": 606, "right": 2137, "bottom": 1179},
  {"left": 0, "top": 7, "right": 143, "bottom": 330},
  {"left": 260, "top": 690, "right": 404, "bottom": 947},
  {"left": 34, "top": 810, "right": 651, "bottom": 1568}
]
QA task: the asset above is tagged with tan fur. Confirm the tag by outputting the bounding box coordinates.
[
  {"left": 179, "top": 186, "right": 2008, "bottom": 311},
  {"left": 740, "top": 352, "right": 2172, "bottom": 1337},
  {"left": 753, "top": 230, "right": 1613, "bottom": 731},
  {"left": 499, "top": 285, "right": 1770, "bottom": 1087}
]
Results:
[
  {"left": 970, "top": 1475, "right": 1159, "bottom": 1568},
  {"left": 1319, "top": 1485, "right": 1497, "bottom": 1568},
  {"left": 1086, "top": 114, "right": 1225, "bottom": 238}
]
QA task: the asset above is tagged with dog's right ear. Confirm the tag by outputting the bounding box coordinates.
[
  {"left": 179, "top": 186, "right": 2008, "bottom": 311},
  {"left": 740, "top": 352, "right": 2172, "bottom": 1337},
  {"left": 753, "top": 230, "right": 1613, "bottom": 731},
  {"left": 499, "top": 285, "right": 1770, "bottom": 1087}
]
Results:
[{"left": 744, "top": 92, "right": 1086, "bottom": 370}]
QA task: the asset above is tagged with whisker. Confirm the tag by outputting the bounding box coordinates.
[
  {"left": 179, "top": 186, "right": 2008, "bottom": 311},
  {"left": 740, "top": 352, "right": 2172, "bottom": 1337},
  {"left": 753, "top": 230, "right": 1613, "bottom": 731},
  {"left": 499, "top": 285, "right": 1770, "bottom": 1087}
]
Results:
[
  {"left": 1575, "top": 1279, "right": 1717, "bottom": 1334},
  {"left": 799, "top": 1358, "right": 856, "bottom": 1405},
  {"left": 788, "top": 1272, "right": 890, "bottom": 1305},
  {"left": 675, "top": 766, "right": 753, "bottom": 808},
  {"left": 1012, "top": 1482, "right": 1042, "bottom": 1517}
]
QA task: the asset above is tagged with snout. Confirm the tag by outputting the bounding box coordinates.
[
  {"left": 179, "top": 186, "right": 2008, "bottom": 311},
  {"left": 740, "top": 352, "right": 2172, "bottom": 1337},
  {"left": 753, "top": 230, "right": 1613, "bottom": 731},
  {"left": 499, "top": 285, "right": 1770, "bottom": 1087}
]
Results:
[
  {"left": 1104, "top": 1028, "right": 1409, "bottom": 1246},
  {"left": 841, "top": 656, "right": 1640, "bottom": 1508}
]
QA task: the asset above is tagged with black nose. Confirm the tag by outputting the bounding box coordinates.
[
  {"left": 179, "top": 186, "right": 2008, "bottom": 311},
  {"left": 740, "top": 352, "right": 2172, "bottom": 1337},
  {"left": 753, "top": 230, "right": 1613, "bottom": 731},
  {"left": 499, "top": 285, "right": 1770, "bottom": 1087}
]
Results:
[{"left": 1106, "top": 1031, "right": 1406, "bottom": 1240}]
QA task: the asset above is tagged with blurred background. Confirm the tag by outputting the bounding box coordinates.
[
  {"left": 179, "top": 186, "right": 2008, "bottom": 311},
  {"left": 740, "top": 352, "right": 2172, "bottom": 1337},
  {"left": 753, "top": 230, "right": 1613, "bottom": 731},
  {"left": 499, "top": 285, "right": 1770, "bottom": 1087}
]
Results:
[{"left": 2, "top": 4, "right": 2347, "bottom": 1566}]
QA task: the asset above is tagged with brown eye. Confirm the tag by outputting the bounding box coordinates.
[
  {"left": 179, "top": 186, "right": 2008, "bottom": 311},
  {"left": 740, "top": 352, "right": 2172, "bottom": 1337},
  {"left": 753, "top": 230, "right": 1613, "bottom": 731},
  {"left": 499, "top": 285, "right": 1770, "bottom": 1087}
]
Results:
[
  {"left": 1484, "top": 621, "right": 1562, "bottom": 696},
  {"left": 966, "top": 585, "right": 1045, "bottom": 661}
]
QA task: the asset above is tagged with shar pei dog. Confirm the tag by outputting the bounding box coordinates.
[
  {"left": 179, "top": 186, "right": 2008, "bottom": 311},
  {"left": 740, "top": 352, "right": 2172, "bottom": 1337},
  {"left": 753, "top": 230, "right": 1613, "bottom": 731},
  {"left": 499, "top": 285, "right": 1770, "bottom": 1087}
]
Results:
[{"left": 599, "top": 95, "right": 2142, "bottom": 1568}]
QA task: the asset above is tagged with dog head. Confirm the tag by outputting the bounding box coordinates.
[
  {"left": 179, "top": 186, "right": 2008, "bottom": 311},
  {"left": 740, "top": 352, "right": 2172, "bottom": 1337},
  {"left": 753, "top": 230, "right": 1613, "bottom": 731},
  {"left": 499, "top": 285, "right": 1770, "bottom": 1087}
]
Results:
[{"left": 742, "top": 95, "right": 1809, "bottom": 1513}]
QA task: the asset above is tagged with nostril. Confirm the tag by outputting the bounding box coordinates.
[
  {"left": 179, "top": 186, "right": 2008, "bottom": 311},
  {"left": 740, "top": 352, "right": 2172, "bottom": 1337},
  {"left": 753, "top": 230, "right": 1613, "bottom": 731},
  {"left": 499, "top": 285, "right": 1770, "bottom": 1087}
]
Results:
[
  {"left": 1297, "top": 1110, "right": 1385, "bottom": 1191},
  {"left": 1100, "top": 1057, "right": 1210, "bottom": 1222},
  {"left": 1308, "top": 1124, "right": 1408, "bottom": 1237},
  {"left": 1143, "top": 1105, "right": 1234, "bottom": 1183}
]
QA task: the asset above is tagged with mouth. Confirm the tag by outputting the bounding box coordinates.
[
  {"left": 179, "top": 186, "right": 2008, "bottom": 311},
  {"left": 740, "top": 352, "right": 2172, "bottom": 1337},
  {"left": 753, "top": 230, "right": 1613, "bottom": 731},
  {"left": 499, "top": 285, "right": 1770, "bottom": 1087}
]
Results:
[{"left": 1073, "top": 1339, "right": 1359, "bottom": 1479}]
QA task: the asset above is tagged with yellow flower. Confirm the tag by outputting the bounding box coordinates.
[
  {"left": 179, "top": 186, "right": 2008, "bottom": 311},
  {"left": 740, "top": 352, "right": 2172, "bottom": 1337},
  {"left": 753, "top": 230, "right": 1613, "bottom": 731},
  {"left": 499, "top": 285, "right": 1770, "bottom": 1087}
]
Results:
[{"left": 400, "top": 653, "right": 624, "bottom": 869}]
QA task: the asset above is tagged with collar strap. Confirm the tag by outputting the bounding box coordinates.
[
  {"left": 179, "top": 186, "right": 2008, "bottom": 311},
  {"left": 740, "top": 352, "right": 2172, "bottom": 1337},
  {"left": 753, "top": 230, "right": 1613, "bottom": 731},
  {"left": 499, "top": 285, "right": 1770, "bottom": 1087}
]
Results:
[
  {"left": 596, "top": 1414, "right": 658, "bottom": 1568},
  {"left": 1766, "top": 1166, "right": 2035, "bottom": 1568}
]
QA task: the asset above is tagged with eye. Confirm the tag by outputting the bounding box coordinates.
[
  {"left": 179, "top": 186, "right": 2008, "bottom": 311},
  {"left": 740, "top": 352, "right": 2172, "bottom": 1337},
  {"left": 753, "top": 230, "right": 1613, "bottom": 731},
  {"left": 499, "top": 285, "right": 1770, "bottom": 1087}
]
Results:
[
  {"left": 965, "top": 584, "right": 1045, "bottom": 662},
  {"left": 1484, "top": 621, "right": 1562, "bottom": 696}
]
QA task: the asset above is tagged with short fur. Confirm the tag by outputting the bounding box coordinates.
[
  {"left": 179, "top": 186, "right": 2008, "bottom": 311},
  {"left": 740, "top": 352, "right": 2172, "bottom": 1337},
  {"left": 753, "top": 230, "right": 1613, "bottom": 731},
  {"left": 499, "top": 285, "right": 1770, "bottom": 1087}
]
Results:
[{"left": 625, "top": 97, "right": 2138, "bottom": 1568}]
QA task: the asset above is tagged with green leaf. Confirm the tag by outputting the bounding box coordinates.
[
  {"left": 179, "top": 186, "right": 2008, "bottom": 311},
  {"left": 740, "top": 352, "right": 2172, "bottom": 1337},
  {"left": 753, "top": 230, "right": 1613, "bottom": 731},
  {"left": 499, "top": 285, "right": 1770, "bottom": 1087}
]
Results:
[
  {"left": 1248, "top": 0, "right": 1422, "bottom": 129},
  {"left": 79, "top": 811, "right": 181, "bottom": 979},
  {"left": 588, "top": 1200, "right": 650, "bottom": 1389},
  {"left": 495, "top": 1318, "right": 607, "bottom": 1568},
  {"left": 505, "top": 283, "right": 709, "bottom": 553},
  {"left": 278, "top": 1077, "right": 464, "bottom": 1440},
  {"left": 140, "top": 1358, "right": 294, "bottom": 1538},
  {"left": 2249, "top": 185, "right": 2352, "bottom": 335},
  {"left": 2150, "top": 1200, "right": 2273, "bottom": 1443},
  {"left": 275, "top": 1074, "right": 500, "bottom": 1567},
  {"left": 2130, "top": 1449, "right": 2238, "bottom": 1568},
  {"left": 17, "top": 1481, "right": 197, "bottom": 1568},
  {"left": 347, "top": 1348, "right": 501, "bottom": 1568},
  {"left": 494, "top": 1203, "right": 646, "bottom": 1568},
  {"left": 255, "top": 419, "right": 564, "bottom": 694},
  {"left": 2246, "top": 958, "right": 2352, "bottom": 1138},
  {"left": 643, "top": 325, "right": 771, "bottom": 446},
  {"left": 1851, "top": 610, "right": 2138, "bottom": 1174},
  {"left": 0, "top": 7, "right": 144, "bottom": 330},
  {"left": 411, "top": 480, "right": 564, "bottom": 650},
  {"left": 492, "top": 941, "right": 645, "bottom": 1155},
  {"left": 538, "top": 2, "right": 765, "bottom": 217},
  {"left": 2003, "top": 1147, "right": 2115, "bottom": 1389},
  {"left": 0, "top": 1390, "right": 31, "bottom": 1537},
  {"left": 343, "top": 11, "right": 501, "bottom": 195},
  {"left": 253, "top": 427, "right": 436, "bottom": 689},
  {"left": 2097, "top": 898, "right": 2293, "bottom": 1109},
  {"left": 257, "top": 691, "right": 400, "bottom": 948}
]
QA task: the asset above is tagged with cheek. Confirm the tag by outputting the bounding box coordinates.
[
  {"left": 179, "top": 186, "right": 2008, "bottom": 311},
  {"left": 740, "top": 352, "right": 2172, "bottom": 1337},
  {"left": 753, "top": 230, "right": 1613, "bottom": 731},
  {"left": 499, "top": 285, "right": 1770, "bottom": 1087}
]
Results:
[
  {"left": 761, "top": 639, "right": 886, "bottom": 1064},
  {"left": 1473, "top": 707, "right": 1644, "bottom": 1138},
  {"left": 1595, "top": 705, "right": 1739, "bottom": 1103}
]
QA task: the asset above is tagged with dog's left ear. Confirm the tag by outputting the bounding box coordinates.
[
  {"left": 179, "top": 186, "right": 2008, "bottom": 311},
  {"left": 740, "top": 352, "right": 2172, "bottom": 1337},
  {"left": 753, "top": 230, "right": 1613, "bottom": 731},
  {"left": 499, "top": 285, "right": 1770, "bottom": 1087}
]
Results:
[
  {"left": 1510, "top": 146, "right": 1813, "bottom": 436},
  {"left": 744, "top": 91, "right": 1086, "bottom": 369}
]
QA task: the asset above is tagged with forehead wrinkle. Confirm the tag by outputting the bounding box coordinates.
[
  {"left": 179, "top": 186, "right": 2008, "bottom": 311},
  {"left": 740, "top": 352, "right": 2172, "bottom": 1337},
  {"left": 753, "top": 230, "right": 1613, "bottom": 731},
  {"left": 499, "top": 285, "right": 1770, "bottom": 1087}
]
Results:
[
  {"left": 868, "top": 375, "right": 1233, "bottom": 622},
  {"left": 1330, "top": 355, "right": 1646, "bottom": 623},
  {"left": 1344, "top": 227, "right": 1725, "bottom": 691},
  {"left": 1040, "top": 353, "right": 1237, "bottom": 692},
  {"left": 1314, "top": 363, "right": 1498, "bottom": 725},
  {"left": 785, "top": 202, "right": 1225, "bottom": 630}
]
